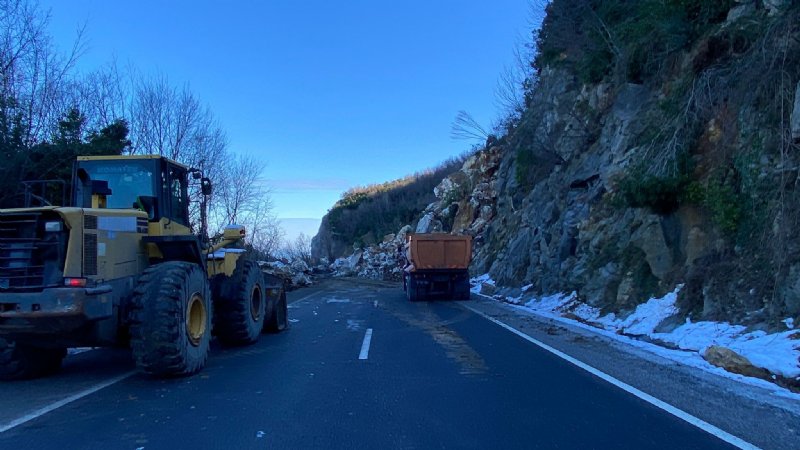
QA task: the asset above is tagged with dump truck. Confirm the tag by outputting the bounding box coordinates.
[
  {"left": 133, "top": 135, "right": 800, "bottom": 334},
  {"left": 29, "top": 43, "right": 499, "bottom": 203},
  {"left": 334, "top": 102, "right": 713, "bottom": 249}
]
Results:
[
  {"left": 402, "top": 233, "right": 472, "bottom": 301},
  {"left": 0, "top": 155, "right": 288, "bottom": 380}
]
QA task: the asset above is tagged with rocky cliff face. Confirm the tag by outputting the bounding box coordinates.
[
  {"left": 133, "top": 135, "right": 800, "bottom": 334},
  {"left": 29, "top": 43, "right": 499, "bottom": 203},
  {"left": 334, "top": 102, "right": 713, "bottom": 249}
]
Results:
[
  {"left": 310, "top": 216, "right": 352, "bottom": 264},
  {"left": 318, "top": 1, "right": 800, "bottom": 330}
]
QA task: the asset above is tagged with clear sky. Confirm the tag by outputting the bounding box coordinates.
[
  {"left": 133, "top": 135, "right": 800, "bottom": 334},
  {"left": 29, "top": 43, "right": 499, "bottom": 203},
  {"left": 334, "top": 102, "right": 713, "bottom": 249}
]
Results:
[{"left": 39, "top": 0, "right": 534, "bottom": 222}]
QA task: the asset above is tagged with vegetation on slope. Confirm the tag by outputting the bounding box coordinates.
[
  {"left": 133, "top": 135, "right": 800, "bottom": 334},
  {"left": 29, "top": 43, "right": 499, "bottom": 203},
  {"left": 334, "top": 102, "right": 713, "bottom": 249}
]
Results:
[
  {"left": 510, "top": 0, "right": 800, "bottom": 322},
  {"left": 324, "top": 154, "right": 472, "bottom": 249}
]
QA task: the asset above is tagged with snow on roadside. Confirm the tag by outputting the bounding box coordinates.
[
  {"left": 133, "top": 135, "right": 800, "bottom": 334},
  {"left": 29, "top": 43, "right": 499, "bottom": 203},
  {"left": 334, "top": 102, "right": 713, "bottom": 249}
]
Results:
[
  {"left": 470, "top": 274, "right": 495, "bottom": 291},
  {"left": 471, "top": 274, "right": 800, "bottom": 393}
]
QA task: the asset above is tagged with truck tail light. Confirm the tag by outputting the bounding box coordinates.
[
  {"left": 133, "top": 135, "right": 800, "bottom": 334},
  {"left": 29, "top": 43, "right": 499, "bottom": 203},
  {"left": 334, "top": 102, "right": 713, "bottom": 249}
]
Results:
[{"left": 64, "top": 278, "right": 87, "bottom": 287}]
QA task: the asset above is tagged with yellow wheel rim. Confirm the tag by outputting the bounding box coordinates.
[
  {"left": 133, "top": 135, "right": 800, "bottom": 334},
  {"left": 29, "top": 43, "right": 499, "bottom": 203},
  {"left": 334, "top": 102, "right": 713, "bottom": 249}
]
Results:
[
  {"left": 186, "top": 293, "right": 207, "bottom": 346},
  {"left": 250, "top": 285, "right": 262, "bottom": 322}
]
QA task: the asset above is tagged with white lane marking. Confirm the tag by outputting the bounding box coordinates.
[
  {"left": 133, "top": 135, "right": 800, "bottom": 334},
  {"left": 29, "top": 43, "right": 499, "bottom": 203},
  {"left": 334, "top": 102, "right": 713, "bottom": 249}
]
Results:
[
  {"left": 0, "top": 371, "right": 136, "bottom": 433},
  {"left": 460, "top": 304, "right": 760, "bottom": 450},
  {"left": 373, "top": 300, "right": 378, "bottom": 308},
  {"left": 359, "top": 328, "right": 374, "bottom": 360},
  {"left": 289, "top": 290, "right": 325, "bottom": 305}
]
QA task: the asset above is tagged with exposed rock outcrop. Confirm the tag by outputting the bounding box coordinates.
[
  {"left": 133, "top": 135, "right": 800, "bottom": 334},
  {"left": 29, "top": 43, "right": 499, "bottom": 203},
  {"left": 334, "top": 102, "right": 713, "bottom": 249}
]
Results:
[{"left": 314, "top": 2, "right": 800, "bottom": 331}]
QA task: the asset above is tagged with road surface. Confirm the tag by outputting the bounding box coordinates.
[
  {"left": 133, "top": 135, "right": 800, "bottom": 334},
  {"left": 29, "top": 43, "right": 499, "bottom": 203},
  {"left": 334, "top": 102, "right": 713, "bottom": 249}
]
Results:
[{"left": 0, "top": 277, "right": 791, "bottom": 449}]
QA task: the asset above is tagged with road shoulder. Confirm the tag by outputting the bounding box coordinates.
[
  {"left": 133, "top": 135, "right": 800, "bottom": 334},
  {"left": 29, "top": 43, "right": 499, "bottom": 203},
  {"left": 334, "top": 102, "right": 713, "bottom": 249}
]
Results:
[{"left": 464, "top": 295, "right": 800, "bottom": 450}]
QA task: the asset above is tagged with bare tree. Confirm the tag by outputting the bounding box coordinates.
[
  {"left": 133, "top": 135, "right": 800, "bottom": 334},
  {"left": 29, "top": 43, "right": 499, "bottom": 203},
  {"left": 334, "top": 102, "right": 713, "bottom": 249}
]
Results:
[
  {"left": 494, "top": 30, "right": 538, "bottom": 128},
  {"left": 75, "top": 58, "right": 130, "bottom": 131},
  {"left": 209, "top": 153, "right": 282, "bottom": 257},
  {"left": 248, "top": 203, "right": 283, "bottom": 258},
  {"left": 282, "top": 232, "right": 312, "bottom": 264},
  {"left": 129, "top": 73, "right": 225, "bottom": 166},
  {"left": 0, "top": 0, "right": 87, "bottom": 145},
  {"left": 450, "top": 110, "right": 489, "bottom": 142},
  {"left": 128, "top": 72, "right": 229, "bottom": 230}
]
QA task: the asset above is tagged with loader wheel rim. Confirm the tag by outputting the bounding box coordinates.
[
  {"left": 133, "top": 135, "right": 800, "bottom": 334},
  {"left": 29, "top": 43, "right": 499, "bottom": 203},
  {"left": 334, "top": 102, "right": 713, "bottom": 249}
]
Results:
[
  {"left": 250, "top": 285, "right": 262, "bottom": 322},
  {"left": 186, "top": 293, "right": 207, "bottom": 346}
]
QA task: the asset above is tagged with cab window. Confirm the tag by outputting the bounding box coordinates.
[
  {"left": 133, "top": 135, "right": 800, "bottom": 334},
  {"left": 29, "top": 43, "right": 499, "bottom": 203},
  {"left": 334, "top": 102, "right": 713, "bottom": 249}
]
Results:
[
  {"left": 165, "top": 164, "right": 189, "bottom": 226},
  {"left": 75, "top": 159, "right": 156, "bottom": 209}
]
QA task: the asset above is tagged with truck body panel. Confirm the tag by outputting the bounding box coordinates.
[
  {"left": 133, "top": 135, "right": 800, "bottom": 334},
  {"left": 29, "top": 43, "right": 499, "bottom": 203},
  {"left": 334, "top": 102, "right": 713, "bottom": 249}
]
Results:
[
  {"left": 404, "top": 233, "right": 472, "bottom": 301},
  {"left": 407, "top": 234, "right": 472, "bottom": 270}
]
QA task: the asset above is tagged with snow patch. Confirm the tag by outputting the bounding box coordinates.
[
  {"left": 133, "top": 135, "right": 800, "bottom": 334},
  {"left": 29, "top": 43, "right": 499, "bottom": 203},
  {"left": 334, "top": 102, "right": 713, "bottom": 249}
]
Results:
[
  {"left": 618, "top": 287, "right": 681, "bottom": 336},
  {"left": 470, "top": 276, "right": 800, "bottom": 393}
]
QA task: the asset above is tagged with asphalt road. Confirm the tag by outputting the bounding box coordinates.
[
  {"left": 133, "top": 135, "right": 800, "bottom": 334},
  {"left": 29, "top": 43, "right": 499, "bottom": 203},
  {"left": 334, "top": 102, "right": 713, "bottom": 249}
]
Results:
[{"left": 0, "top": 278, "right": 747, "bottom": 449}]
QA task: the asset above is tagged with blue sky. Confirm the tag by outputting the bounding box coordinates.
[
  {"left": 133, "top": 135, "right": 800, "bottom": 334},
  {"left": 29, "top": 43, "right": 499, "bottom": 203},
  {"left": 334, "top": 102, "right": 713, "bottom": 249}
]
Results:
[{"left": 40, "top": 0, "right": 535, "bottom": 222}]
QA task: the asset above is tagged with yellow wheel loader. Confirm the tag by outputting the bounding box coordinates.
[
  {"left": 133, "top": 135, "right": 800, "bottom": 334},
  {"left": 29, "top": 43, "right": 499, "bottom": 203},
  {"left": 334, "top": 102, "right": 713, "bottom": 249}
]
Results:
[{"left": 0, "top": 155, "right": 289, "bottom": 379}]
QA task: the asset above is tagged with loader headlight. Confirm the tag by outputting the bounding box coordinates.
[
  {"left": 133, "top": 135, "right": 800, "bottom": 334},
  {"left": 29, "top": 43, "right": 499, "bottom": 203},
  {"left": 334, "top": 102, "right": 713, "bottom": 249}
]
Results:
[{"left": 44, "top": 221, "right": 63, "bottom": 232}]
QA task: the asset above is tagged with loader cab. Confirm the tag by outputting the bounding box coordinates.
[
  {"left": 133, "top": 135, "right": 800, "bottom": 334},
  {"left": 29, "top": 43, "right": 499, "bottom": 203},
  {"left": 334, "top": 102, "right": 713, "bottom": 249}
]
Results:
[{"left": 73, "top": 156, "right": 190, "bottom": 225}]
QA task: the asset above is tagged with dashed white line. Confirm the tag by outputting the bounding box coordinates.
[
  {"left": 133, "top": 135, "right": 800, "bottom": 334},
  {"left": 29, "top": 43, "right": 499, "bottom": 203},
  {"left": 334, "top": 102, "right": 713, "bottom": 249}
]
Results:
[
  {"left": 359, "top": 328, "right": 373, "bottom": 360},
  {"left": 289, "top": 290, "right": 323, "bottom": 305},
  {"left": 0, "top": 371, "right": 136, "bottom": 433},
  {"left": 460, "top": 303, "right": 760, "bottom": 450}
]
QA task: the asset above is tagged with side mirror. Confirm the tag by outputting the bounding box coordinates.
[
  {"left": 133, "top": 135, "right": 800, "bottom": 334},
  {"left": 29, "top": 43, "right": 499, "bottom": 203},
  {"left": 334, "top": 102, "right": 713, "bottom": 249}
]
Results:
[{"left": 201, "top": 177, "right": 212, "bottom": 196}]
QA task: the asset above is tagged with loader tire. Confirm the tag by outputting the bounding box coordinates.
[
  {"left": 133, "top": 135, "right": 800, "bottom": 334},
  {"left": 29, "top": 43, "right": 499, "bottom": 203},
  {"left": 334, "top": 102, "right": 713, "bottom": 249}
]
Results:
[
  {"left": 130, "top": 261, "right": 212, "bottom": 377},
  {"left": 265, "top": 290, "right": 288, "bottom": 333},
  {"left": 213, "top": 259, "right": 266, "bottom": 345},
  {"left": 0, "top": 338, "right": 66, "bottom": 381}
]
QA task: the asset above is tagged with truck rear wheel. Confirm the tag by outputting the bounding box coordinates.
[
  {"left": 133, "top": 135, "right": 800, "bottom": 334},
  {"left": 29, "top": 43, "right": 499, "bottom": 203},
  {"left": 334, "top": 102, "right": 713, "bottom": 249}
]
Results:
[
  {"left": 454, "top": 279, "right": 471, "bottom": 300},
  {"left": 213, "top": 259, "right": 266, "bottom": 345},
  {"left": 406, "top": 274, "right": 420, "bottom": 302},
  {"left": 264, "top": 290, "right": 288, "bottom": 333},
  {"left": 130, "top": 261, "right": 212, "bottom": 377},
  {"left": 0, "top": 338, "right": 66, "bottom": 381}
]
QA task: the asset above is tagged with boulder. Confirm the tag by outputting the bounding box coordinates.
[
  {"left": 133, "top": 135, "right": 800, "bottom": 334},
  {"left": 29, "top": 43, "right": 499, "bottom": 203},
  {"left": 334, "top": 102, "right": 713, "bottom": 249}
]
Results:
[
  {"left": 347, "top": 251, "right": 363, "bottom": 269},
  {"left": 703, "top": 346, "right": 772, "bottom": 380},
  {"left": 292, "top": 272, "right": 312, "bottom": 287},
  {"left": 416, "top": 213, "right": 442, "bottom": 233},
  {"left": 434, "top": 176, "right": 458, "bottom": 200},
  {"left": 291, "top": 259, "right": 310, "bottom": 273},
  {"left": 260, "top": 260, "right": 313, "bottom": 290},
  {"left": 396, "top": 225, "right": 412, "bottom": 243},
  {"left": 630, "top": 214, "right": 673, "bottom": 280},
  {"left": 452, "top": 200, "right": 475, "bottom": 232},
  {"left": 331, "top": 254, "right": 358, "bottom": 277},
  {"left": 480, "top": 283, "right": 497, "bottom": 296}
]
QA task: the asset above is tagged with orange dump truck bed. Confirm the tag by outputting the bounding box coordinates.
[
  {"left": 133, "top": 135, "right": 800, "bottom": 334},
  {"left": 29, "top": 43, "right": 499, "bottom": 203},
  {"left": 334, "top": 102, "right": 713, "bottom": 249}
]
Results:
[
  {"left": 403, "top": 234, "right": 472, "bottom": 302},
  {"left": 407, "top": 234, "right": 472, "bottom": 270}
]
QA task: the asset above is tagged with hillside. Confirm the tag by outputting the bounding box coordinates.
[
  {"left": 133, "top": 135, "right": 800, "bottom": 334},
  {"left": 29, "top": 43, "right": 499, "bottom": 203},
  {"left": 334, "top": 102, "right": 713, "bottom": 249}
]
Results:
[
  {"left": 311, "top": 155, "right": 470, "bottom": 261},
  {"left": 317, "top": 0, "right": 800, "bottom": 331}
]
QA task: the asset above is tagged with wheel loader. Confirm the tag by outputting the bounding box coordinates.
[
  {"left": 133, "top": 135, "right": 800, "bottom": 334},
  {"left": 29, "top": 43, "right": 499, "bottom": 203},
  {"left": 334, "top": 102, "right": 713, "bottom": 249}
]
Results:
[{"left": 0, "top": 155, "right": 289, "bottom": 380}]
